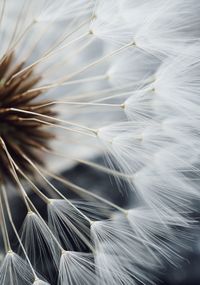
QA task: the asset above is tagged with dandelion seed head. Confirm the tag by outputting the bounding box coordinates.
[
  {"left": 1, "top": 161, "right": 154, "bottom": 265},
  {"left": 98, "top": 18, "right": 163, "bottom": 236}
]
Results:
[{"left": 0, "top": 0, "right": 200, "bottom": 284}]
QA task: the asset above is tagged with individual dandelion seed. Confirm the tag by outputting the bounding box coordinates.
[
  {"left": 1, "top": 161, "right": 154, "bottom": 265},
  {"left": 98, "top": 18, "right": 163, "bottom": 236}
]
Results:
[{"left": 0, "top": 0, "right": 200, "bottom": 285}]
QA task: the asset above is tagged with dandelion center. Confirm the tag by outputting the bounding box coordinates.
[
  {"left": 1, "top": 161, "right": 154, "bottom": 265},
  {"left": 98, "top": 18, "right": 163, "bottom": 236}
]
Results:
[{"left": 0, "top": 52, "right": 55, "bottom": 184}]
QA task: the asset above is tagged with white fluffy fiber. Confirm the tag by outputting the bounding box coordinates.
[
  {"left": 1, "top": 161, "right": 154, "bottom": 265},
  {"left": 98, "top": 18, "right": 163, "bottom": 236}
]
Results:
[{"left": 0, "top": 0, "right": 200, "bottom": 285}]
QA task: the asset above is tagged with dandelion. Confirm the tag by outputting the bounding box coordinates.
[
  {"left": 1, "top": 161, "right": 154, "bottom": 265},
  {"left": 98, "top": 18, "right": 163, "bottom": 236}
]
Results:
[{"left": 0, "top": 0, "right": 200, "bottom": 284}]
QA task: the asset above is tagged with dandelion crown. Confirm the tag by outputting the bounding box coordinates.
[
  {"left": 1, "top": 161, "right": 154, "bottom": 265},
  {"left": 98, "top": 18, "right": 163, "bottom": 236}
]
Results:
[
  {"left": 0, "top": 0, "right": 200, "bottom": 284},
  {"left": 0, "top": 51, "right": 56, "bottom": 184}
]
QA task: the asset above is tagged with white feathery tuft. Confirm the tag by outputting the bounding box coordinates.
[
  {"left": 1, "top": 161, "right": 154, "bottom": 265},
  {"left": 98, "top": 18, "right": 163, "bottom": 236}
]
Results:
[
  {"left": 107, "top": 48, "right": 159, "bottom": 87},
  {"left": 90, "top": 0, "right": 133, "bottom": 46},
  {"left": 0, "top": 252, "right": 34, "bottom": 285},
  {"left": 59, "top": 251, "right": 96, "bottom": 285},
  {"left": 20, "top": 212, "right": 60, "bottom": 279},
  {"left": 33, "top": 280, "right": 50, "bottom": 285},
  {"left": 134, "top": 0, "right": 200, "bottom": 57},
  {"left": 47, "top": 199, "right": 91, "bottom": 251},
  {"left": 36, "top": 0, "right": 93, "bottom": 22}
]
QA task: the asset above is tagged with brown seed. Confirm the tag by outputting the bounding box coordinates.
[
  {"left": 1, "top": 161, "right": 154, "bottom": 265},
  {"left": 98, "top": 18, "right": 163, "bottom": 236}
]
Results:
[{"left": 0, "top": 53, "right": 56, "bottom": 185}]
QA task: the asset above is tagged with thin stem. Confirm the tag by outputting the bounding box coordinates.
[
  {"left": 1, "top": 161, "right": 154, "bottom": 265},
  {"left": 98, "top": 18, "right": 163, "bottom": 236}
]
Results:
[
  {"left": 14, "top": 165, "right": 49, "bottom": 204},
  {"left": 45, "top": 149, "right": 132, "bottom": 180},
  {"left": 23, "top": 195, "right": 65, "bottom": 252},
  {"left": 1, "top": 187, "right": 38, "bottom": 280},
  {"left": 31, "top": 100, "right": 123, "bottom": 110},
  {"left": 42, "top": 169, "right": 128, "bottom": 215},
  {"left": 10, "top": 108, "right": 98, "bottom": 134},
  {"left": 18, "top": 117, "right": 97, "bottom": 138},
  {"left": 0, "top": 188, "right": 11, "bottom": 252},
  {"left": 44, "top": 36, "right": 94, "bottom": 77},
  {"left": 26, "top": 195, "right": 94, "bottom": 253},
  {"left": 10, "top": 20, "right": 36, "bottom": 52},
  {"left": 0, "top": 137, "right": 31, "bottom": 211},
  {"left": 94, "top": 85, "right": 153, "bottom": 103},
  {"left": 0, "top": 0, "right": 6, "bottom": 31},
  {"left": 26, "top": 74, "right": 107, "bottom": 93},
  {"left": 59, "top": 82, "right": 137, "bottom": 102},
  {"left": 20, "top": 17, "right": 88, "bottom": 68},
  {"left": 0, "top": 0, "right": 6, "bottom": 53},
  {"left": 45, "top": 18, "right": 90, "bottom": 56},
  {"left": 17, "top": 150, "right": 93, "bottom": 225},
  {"left": 56, "top": 41, "right": 134, "bottom": 83},
  {"left": 9, "top": 32, "right": 89, "bottom": 82},
  {"left": 6, "top": 1, "right": 30, "bottom": 52}
]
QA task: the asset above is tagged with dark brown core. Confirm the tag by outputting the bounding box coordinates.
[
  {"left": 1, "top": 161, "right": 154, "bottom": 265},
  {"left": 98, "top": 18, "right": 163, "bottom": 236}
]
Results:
[{"left": 0, "top": 52, "right": 55, "bottom": 185}]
